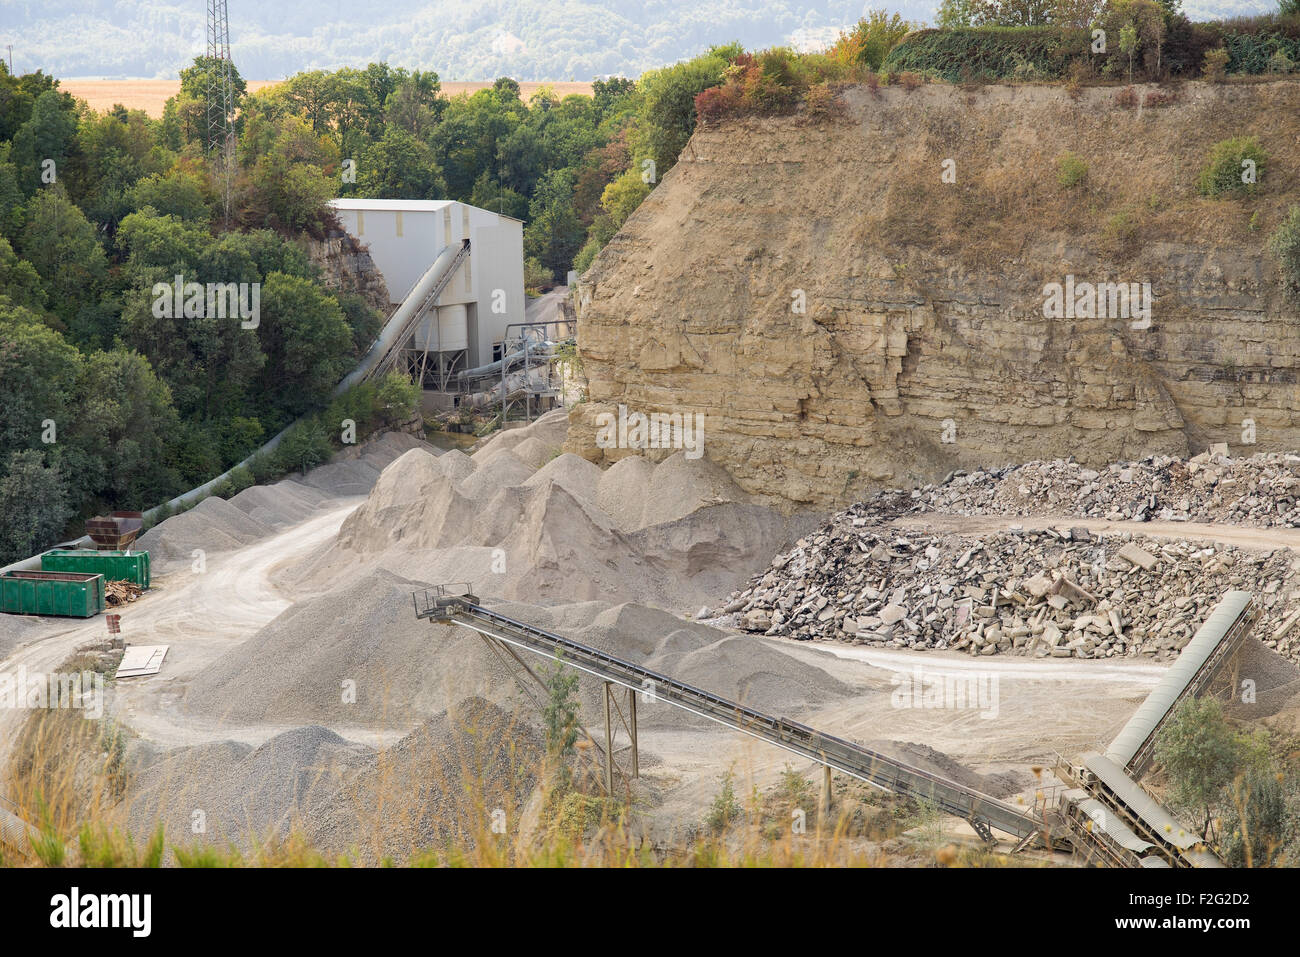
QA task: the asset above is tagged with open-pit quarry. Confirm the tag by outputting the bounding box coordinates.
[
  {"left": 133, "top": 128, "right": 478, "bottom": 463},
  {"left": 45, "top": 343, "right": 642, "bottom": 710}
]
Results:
[
  {"left": 6, "top": 77, "right": 1300, "bottom": 872},
  {"left": 4, "top": 409, "right": 1299, "bottom": 867}
]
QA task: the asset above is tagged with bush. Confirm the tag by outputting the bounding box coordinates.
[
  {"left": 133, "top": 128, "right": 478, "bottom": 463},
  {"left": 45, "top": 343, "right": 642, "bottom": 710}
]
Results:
[
  {"left": 705, "top": 769, "right": 743, "bottom": 834},
  {"left": 635, "top": 44, "right": 740, "bottom": 174},
  {"left": 373, "top": 370, "right": 418, "bottom": 426},
  {"left": 247, "top": 450, "right": 278, "bottom": 484},
  {"left": 1224, "top": 31, "right": 1300, "bottom": 75},
  {"left": 1218, "top": 771, "right": 1294, "bottom": 867},
  {"left": 524, "top": 256, "right": 553, "bottom": 290},
  {"left": 1203, "top": 46, "right": 1230, "bottom": 80},
  {"left": 803, "top": 82, "right": 841, "bottom": 118},
  {"left": 1197, "top": 136, "right": 1267, "bottom": 197},
  {"left": 1114, "top": 86, "right": 1139, "bottom": 109},
  {"left": 828, "top": 11, "right": 916, "bottom": 70},
  {"left": 226, "top": 465, "right": 255, "bottom": 496},
  {"left": 572, "top": 239, "right": 600, "bottom": 275},
  {"left": 1270, "top": 206, "right": 1300, "bottom": 305},
  {"left": 693, "top": 49, "right": 811, "bottom": 123},
  {"left": 882, "top": 27, "right": 1088, "bottom": 82},
  {"left": 1057, "top": 152, "right": 1088, "bottom": 188},
  {"left": 272, "top": 418, "right": 334, "bottom": 475}
]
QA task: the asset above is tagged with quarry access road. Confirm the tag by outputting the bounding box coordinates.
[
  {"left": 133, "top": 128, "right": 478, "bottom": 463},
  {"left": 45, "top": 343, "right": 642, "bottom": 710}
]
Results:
[
  {"left": 0, "top": 501, "right": 364, "bottom": 769},
  {"left": 891, "top": 513, "right": 1300, "bottom": 554}
]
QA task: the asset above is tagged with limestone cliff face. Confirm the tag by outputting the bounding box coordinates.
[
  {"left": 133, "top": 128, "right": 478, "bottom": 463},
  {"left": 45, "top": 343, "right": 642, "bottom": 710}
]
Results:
[
  {"left": 304, "top": 233, "right": 391, "bottom": 314},
  {"left": 566, "top": 80, "right": 1300, "bottom": 509}
]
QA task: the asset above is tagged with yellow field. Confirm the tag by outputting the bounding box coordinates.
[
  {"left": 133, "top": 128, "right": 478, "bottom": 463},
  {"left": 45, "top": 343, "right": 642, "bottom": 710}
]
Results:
[{"left": 59, "top": 79, "right": 595, "bottom": 117}]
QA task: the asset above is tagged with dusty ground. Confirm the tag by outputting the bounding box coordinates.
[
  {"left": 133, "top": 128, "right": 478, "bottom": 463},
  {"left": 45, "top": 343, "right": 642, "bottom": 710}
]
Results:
[
  {"left": 3, "top": 414, "right": 1288, "bottom": 861},
  {"left": 60, "top": 79, "right": 593, "bottom": 117}
]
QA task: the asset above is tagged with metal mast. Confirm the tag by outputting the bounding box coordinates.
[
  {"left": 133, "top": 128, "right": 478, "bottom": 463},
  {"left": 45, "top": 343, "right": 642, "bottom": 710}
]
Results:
[{"left": 205, "top": 0, "right": 235, "bottom": 223}]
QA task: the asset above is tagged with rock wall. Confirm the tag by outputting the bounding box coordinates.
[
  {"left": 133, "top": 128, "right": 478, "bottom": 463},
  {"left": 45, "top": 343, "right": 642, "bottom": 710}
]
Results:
[
  {"left": 304, "top": 233, "right": 391, "bottom": 314},
  {"left": 566, "top": 80, "right": 1300, "bottom": 510}
]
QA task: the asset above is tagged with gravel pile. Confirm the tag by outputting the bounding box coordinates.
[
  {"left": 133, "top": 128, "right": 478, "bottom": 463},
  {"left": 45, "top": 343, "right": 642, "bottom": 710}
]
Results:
[
  {"left": 183, "top": 568, "right": 519, "bottom": 728},
  {"left": 874, "top": 449, "right": 1300, "bottom": 528},
  {"left": 137, "top": 496, "right": 275, "bottom": 569},
  {"left": 227, "top": 480, "right": 330, "bottom": 529},
  {"left": 307, "top": 697, "right": 544, "bottom": 861},
  {"left": 295, "top": 412, "right": 802, "bottom": 614},
  {"left": 122, "top": 699, "right": 543, "bottom": 862},
  {"left": 124, "top": 727, "right": 372, "bottom": 852},
  {"left": 712, "top": 510, "right": 1300, "bottom": 661},
  {"left": 185, "top": 565, "right": 849, "bottom": 732},
  {"left": 139, "top": 431, "right": 437, "bottom": 572}
]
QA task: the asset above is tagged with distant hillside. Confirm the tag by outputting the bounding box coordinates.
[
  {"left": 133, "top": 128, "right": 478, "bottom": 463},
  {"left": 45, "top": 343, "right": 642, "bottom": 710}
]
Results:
[{"left": 4, "top": 0, "right": 869, "bottom": 80}]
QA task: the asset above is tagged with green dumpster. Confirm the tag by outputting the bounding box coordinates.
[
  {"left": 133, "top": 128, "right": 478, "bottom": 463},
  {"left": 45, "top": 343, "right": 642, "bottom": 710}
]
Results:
[
  {"left": 0, "top": 570, "right": 105, "bottom": 618},
  {"left": 41, "top": 549, "right": 151, "bottom": 589}
]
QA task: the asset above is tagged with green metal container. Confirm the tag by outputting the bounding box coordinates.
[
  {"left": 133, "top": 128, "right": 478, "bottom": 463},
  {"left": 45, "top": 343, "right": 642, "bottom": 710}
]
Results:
[
  {"left": 0, "top": 570, "right": 105, "bottom": 618},
  {"left": 41, "top": 549, "right": 151, "bottom": 589}
]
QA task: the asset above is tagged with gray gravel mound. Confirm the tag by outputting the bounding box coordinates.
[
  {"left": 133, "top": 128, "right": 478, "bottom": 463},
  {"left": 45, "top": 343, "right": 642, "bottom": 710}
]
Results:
[
  {"left": 124, "top": 727, "right": 372, "bottom": 850},
  {"left": 184, "top": 568, "right": 519, "bottom": 728}
]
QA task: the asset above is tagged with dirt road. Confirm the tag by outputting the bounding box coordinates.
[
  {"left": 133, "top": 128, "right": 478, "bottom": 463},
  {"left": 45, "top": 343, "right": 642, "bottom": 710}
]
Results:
[
  {"left": 0, "top": 502, "right": 367, "bottom": 768},
  {"left": 893, "top": 513, "right": 1300, "bottom": 553}
]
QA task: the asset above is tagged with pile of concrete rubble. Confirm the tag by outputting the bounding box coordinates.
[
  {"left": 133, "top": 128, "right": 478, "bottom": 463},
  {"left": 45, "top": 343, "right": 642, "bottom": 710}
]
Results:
[
  {"left": 712, "top": 508, "right": 1300, "bottom": 661},
  {"left": 874, "top": 448, "right": 1300, "bottom": 527}
]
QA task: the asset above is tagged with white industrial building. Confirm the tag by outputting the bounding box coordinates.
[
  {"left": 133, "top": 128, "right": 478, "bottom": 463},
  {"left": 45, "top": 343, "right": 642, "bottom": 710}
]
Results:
[{"left": 329, "top": 198, "right": 525, "bottom": 395}]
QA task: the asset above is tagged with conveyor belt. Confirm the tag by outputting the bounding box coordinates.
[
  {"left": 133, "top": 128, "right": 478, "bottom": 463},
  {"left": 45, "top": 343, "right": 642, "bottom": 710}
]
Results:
[
  {"left": 0, "top": 795, "right": 32, "bottom": 857},
  {"left": 1105, "top": 591, "right": 1259, "bottom": 776},
  {"left": 415, "top": 590, "right": 1043, "bottom": 843}
]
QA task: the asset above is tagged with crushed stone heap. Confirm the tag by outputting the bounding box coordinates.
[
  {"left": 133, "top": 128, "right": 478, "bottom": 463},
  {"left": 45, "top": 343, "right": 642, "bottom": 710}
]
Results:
[
  {"left": 868, "top": 449, "right": 1300, "bottom": 528},
  {"left": 713, "top": 510, "right": 1300, "bottom": 662}
]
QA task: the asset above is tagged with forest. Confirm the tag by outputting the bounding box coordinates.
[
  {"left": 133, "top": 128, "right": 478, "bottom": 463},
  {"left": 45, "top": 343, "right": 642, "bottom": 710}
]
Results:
[{"left": 0, "top": 47, "right": 733, "bottom": 563}]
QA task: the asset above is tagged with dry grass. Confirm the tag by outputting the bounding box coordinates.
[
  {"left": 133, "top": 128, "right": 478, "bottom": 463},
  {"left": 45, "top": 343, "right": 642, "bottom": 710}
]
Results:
[{"left": 0, "top": 683, "right": 1036, "bottom": 868}]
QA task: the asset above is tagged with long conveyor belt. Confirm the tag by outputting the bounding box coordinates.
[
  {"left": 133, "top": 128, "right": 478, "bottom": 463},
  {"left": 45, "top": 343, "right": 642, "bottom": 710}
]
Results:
[{"left": 415, "top": 588, "right": 1043, "bottom": 843}]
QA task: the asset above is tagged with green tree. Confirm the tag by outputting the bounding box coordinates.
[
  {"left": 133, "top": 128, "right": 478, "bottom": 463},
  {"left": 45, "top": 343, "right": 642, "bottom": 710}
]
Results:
[
  {"left": 599, "top": 168, "right": 650, "bottom": 229},
  {"left": 255, "top": 272, "right": 353, "bottom": 417},
  {"left": 0, "top": 301, "right": 81, "bottom": 457},
  {"left": 1270, "top": 206, "right": 1300, "bottom": 305},
  {"left": 0, "top": 237, "right": 47, "bottom": 313},
  {"left": 65, "top": 348, "right": 180, "bottom": 508},
  {"left": 18, "top": 188, "right": 108, "bottom": 327},
  {"left": 0, "top": 450, "right": 73, "bottom": 563},
  {"left": 384, "top": 72, "right": 444, "bottom": 138},
  {"left": 1099, "top": 0, "right": 1168, "bottom": 80},
  {"left": 273, "top": 418, "right": 334, "bottom": 475},
  {"left": 469, "top": 172, "right": 529, "bottom": 220},
  {"left": 70, "top": 107, "right": 162, "bottom": 226},
  {"left": 543, "top": 656, "right": 580, "bottom": 788},
  {"left": 356, "top": 127, "right": 447, "bottom": 199},
  {"left": 938, "top": 0, "right": 980, "bottom": 27},
  {"left": 838, "top": 12, "right": 916, "bottom": 69},
  {"left": 179, "top": 55, "right": 248, "bottom": 124},
  {"left": 1119, "top": 24, "right": 1139, "bottom": 82},
  {"left": 128, "top": 171, "right": 211, "bottom": 222},
  {"left": 1155, "top": 698, "right": 1244, "bottom": 840},
  {"left": 634, "top": 44, "right": 739, "bottom": 176},
  {"left": 524, "top": 174, "right": 585, "bottom": 278},
  {"left": 8, "top": 88, "right": 78, "bottom": 197},
  {"left": 0, "top": 154, "right": 25, "bottom": 240}
]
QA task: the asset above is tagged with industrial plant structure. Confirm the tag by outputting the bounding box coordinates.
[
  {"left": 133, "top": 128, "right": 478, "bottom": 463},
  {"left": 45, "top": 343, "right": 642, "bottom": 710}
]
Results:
[{"left": 329, "top": 199, "right": 525, "bottom": 404}]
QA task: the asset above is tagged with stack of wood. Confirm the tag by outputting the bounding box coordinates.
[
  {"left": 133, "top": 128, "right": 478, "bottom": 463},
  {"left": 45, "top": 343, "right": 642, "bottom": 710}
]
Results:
[{"left": 106, "top": 580, "right": 143, "bottom": 606}]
